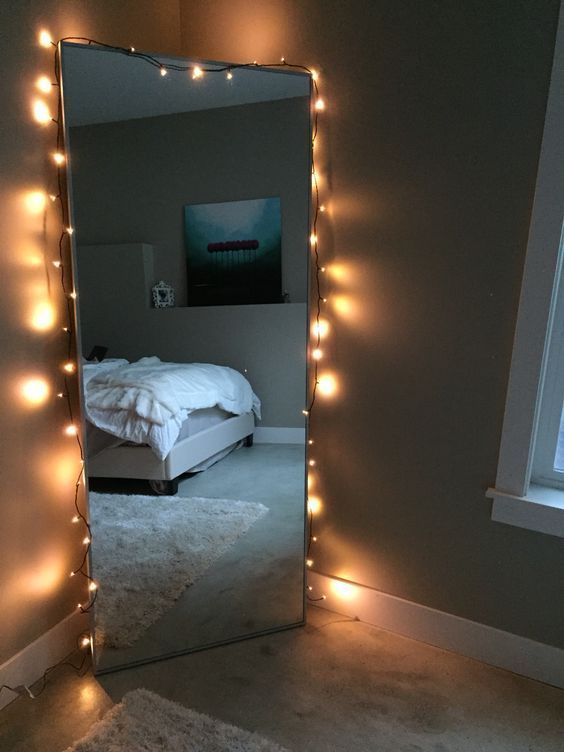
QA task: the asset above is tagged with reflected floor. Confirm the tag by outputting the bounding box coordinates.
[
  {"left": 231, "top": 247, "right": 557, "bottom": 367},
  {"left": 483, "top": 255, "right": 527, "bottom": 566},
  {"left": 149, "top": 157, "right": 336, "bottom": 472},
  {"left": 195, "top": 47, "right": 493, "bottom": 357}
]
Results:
[{"left": 93, "top": 443, "right": 305, "bottom": 673}]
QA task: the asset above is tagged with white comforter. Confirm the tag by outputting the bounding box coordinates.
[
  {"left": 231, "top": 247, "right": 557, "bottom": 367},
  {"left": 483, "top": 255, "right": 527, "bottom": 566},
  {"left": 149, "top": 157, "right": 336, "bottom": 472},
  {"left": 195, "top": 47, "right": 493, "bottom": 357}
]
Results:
[{"left": 84, "top": 357, "right": 261, "bottom": 460}]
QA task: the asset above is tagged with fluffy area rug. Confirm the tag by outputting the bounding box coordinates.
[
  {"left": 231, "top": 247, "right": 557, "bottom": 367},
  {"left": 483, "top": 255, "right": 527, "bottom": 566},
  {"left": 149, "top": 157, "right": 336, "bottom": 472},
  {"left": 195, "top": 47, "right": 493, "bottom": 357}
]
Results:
[
  {"left": 89, "top": 493, "right": 268, "bottom": 649},
  {"left": 64, "top": 688, "right": 289, "bottom": 752}
]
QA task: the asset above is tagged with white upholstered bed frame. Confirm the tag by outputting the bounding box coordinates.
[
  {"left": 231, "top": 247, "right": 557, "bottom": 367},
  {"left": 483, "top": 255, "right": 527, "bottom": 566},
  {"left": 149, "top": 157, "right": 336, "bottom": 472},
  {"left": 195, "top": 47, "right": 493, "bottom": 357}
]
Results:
[{"left": 87, "top": 412, "right": 254, "bottom": 483}]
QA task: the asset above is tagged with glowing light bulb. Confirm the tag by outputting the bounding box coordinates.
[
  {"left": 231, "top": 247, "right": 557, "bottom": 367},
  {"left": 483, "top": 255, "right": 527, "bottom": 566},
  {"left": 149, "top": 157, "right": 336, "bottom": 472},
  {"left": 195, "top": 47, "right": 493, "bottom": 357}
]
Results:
[
  {"left": 309, "top": 459, "right": 316, "bottom": 467},
  {"left": 280, "top": 57, "right": 285, "bottom": 62},
  {"left": 306, "top": 559, "right": 314, "bottom": 567},
  {"left": 192, "top": 66, "right": 203, "bottom": 79},
  {"left": 64, "top": 424, "right": 77, "bottom": 436},
  {"left": 308, "top": 439, "right": 314, "bottom": 445},
  {"left": 318, "top": 374, "right": 337, "bottom": 397},
  {"left": 312, "top": 319, "right": 329, "bottom": 338},
  {"left": 70, "top": 571, "right": 75, "bottom": 577},
  {"left": 315, "top": 98, "right": 325, "bottom": 111},
  {"left": 82, "top": 536, "right": 90, "bottom": 545},
  {"left": 312, "top": 536, "right": 318, "bottom": 542},
  {"left": 69, "top": 291, "right": 77, "bottom": 300},
  {"left": 24, "top": 190, "right": 47, "bottom": 214},
  {"left": 308, "top": 496, "right": 321, "bottom": 514},
  {"left": 81, "top": 637, "right": 91, "bottom": 648},
  {"left": 30, "top": 302, "right": 55, "bottom": 331},
  {"left": 130, "top": 47, "right": 136, "bottom": 52},
  {"left": 33, "top": 99, "right": 51, "bottom": 124},
  {"left": 63, "top": 362, "right": 75, "bottom": 373},
  {"left": 160, "top": 67, "right": 167, "bottom": 76},
  {"left": 38, "top": 30, "right": 53, "bottom": 48},
  {"left": 226, "top": 70, "right": 233, "bottom": 80},
  {"left": 66, "top": 226, "right": 74, "bottom": 235},
  {"left": 20, "top": 378, "right": 49, "bottom": 406},
  {"left": 319, "top": 204, "right": 326, "bottom": 212},
  {"left": 307, "top": 585, "right": 313, "bottom": 591},
  {"left": 302, "top": 409, "right": 309, "bottom": 416},
  {"left": 77, "top": 603, "right": 82, "bottom": 609},
  {"left": 36, "top": 76, "right": 52, "bottom": 93},
  {"left": 310, "top": 233, "right": 317, "bottom": 246},
  {"left": 49, "top": 194, "right": 58, "bottom": 202},
  {"left": 88, "top": 582, "right": 97, "bottom": 592},
  {"left": 52, "top": 260, "right": 61, "bottom": 268},
  {"left": 52, "top": 151, "right": 65, "bottom": 165},
  {"left": 72, "top": 515, "right": 80, "bottom": 523},
  {"left": 57, "top": 392, "right": 64, "bottom": 399},
  {"left": 310, "top": 69, "right": 319, "bottom": 81},
  {"left": 312, "top": 348, "right": 323, "bottom": 360}
]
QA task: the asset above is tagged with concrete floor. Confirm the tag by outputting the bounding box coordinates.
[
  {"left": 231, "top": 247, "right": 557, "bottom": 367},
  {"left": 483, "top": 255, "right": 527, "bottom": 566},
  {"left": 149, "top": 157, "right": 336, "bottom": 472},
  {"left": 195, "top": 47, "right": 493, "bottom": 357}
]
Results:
[
  {"left": 94, "top": 443, "right": 306, "bottom": 672},
  {"left": 2, "top": 605, "right": 564, "bottom": 752}
]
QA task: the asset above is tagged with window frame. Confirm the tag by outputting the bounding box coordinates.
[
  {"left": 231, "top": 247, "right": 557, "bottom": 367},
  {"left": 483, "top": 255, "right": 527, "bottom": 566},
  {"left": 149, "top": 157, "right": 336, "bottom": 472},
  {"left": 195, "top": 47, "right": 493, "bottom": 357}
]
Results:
[{"left": 487, "top": 10, "right": 564, "bottom": 538}]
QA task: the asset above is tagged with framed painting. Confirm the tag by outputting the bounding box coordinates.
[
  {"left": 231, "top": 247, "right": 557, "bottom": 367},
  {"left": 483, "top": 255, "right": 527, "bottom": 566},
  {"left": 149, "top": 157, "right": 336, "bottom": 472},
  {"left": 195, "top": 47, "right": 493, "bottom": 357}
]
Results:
[{"left": 184, "top": 197, "right": 282, "bottom": 306}]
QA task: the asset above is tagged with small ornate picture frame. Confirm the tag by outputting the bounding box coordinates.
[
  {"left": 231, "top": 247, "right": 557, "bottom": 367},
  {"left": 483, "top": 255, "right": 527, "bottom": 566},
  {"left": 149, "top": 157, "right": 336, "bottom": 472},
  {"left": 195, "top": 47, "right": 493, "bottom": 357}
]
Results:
[{"left": 152, "top": 280, "right": 175, "bottom": 308}]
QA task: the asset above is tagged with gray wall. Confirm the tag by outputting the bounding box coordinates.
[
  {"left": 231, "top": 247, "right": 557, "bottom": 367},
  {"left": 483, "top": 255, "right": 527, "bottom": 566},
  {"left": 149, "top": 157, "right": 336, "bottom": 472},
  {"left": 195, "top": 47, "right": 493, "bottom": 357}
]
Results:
[
  {"left": 178, "top": 0, "right": 564, "bottom": 648},
  {"left": 76, "top": 243, "right": 307, "bottom": 426},
  {"left": 0, "top": 1, "right": 181, "bottom": 666},
  {"left": 70, "top": 99, "right": 310, "bottom": 305}
]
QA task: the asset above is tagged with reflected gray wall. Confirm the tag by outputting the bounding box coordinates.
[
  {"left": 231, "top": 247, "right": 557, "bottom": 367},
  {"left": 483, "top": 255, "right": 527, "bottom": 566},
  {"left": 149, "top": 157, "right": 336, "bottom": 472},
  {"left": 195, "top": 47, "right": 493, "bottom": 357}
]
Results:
[
  {"left": 76, "top": 243, "right": 306, "bottom": 426},
  {"left": 70, "top": 97, "right": 310, "bottom": 305}
]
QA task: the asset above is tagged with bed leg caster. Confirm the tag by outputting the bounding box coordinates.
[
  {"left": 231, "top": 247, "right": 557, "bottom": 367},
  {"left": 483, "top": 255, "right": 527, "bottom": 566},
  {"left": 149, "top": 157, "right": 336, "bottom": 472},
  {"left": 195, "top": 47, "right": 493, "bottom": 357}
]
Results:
[
  {"left": 244, "top": 434, "right": 253, "bottom": 448},
  {"left": 148, "top": 478, "right": 179, "bottom": 496}
]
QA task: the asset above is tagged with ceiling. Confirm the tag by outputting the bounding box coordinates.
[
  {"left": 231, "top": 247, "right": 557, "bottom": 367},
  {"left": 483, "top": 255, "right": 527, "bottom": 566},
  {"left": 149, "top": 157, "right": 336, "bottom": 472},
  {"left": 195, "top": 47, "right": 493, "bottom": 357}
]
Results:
[{"left": 61, "top": 44, "right": 311, "bottom": 127}]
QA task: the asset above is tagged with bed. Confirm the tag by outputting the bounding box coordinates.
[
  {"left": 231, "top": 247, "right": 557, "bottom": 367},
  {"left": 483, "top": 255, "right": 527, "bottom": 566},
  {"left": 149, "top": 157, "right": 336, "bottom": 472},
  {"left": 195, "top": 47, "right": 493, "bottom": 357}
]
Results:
[{"left": 82, "top": 357, "right": 260, "bottom": 494}]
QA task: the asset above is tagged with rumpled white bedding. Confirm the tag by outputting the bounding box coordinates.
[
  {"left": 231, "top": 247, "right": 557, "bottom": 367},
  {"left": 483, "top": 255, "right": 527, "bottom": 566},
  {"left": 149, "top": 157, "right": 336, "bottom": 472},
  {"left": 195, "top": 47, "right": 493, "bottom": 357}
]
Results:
[{"left": 84, "top": 357, "right": 261, "bottom": 460}]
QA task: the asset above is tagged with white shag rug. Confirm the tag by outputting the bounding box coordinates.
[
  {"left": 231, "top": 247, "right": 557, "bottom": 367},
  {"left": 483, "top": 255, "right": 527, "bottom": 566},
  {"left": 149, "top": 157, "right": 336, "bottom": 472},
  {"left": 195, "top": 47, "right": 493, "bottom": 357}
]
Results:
[
  {"left": 64, "top": 688, "right": 289, "bottom": 752},
  {"left": 89, "top": 493, "right": 268, "bottom": 649}
]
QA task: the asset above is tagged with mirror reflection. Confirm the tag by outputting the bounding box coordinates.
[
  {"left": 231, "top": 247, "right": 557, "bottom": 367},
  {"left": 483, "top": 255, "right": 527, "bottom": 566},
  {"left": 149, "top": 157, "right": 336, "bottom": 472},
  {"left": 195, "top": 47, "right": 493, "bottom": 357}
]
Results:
[{"left": 61, "top": 44, "right": 311, "bottom": 673}]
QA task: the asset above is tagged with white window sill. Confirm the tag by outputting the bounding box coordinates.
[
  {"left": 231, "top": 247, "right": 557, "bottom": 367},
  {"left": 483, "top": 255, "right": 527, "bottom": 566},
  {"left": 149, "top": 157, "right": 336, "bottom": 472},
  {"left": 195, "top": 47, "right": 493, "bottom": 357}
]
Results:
[{"left": 487, "top": 484, "right": 564, "bottom": 538}]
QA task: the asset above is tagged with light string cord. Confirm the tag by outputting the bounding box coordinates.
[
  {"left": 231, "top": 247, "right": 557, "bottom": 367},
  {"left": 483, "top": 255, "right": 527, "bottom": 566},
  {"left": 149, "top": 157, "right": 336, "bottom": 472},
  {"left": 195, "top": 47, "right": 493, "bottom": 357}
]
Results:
[
  {"left": 0, "top": 38, "right": 328, "bottom": 708},
  {"left": 52, "top": 43, "right": 98, "bottom": 613}
]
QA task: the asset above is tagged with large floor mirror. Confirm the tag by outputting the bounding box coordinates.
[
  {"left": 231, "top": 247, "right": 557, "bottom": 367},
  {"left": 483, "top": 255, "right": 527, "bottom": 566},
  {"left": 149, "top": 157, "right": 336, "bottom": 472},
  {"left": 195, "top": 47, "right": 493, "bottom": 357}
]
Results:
[{"left": 60, "top": 43, "right": 311, "bottom": 674}]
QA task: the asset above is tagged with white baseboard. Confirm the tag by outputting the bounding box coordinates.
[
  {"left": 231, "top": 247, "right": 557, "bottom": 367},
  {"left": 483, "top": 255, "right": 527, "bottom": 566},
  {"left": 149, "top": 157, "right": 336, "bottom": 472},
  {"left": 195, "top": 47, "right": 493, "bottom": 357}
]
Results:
[
  {"left": 254, "top": 427, "right": 305, "bottom": 444},
  {"left": 0, "top": 609, "right": 90, "bottom": 711},
  {"left": 307, "top": 571, "right": 564, "bottom": 689}
]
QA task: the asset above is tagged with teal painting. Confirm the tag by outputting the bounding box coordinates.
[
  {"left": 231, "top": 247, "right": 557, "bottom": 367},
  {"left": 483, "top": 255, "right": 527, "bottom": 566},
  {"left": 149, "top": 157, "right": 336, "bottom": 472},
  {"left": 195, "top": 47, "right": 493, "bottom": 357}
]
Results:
[{"left": 184, "top": 197, "right": 282, "bottom": 306}]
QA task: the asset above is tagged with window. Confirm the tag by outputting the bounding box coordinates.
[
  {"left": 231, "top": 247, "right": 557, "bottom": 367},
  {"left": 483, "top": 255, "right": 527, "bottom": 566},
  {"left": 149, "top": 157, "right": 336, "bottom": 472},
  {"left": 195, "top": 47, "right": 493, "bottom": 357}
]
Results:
[
  {"left": 531, "top": 242, "right": 564, "bottom": 490},
  {"left": 487, "top": 13, "right": 564, "bottom": 538}
]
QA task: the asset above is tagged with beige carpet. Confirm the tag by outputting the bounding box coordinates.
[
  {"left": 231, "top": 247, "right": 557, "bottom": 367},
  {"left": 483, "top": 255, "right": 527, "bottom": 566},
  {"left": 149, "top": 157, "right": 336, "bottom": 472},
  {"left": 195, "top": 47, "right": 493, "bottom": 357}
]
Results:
[
  {"left": 63, "top": 688, "right": 289, "bottom": 751},
  {"left": 89, "top": 493, "right": 268, "bottom": 649}
]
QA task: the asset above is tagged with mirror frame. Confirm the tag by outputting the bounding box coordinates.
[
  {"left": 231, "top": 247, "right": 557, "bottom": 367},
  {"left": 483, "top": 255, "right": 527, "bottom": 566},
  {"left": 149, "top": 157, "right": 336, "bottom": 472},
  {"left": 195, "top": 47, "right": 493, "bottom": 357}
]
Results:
[{"left": 57, "top": 40, "right": 319, "bottom": 673}]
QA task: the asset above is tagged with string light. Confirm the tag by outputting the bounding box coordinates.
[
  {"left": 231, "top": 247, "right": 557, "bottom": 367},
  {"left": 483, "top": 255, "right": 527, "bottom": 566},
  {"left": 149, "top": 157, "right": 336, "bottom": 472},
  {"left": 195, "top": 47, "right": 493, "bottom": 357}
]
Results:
[
  {"left": 24, "top": 190, "right": 47, "bottom": 214},
  {"left": 23, "top": 38, "right": 332, "bottom": 684},
  {"left": 312, "top": 348, "right": 323, "bottom": 360},
  {"left": 80, "top": 637, "right": 91, "bottom": 648},
  {"left": 38, "top": 30, "right": 53, "bottom": 48},
  {"left": 64, "top": 424, "right": 78, "bottom": 436},
  {"left": 36, "top": 76, "right": 53, "bottom": 93},
  {"left": 20, "top": 378, "right": 50, "bottom": 406},
  {"left": 33, "top": 99, "right": 52, "bottom": 124}
]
